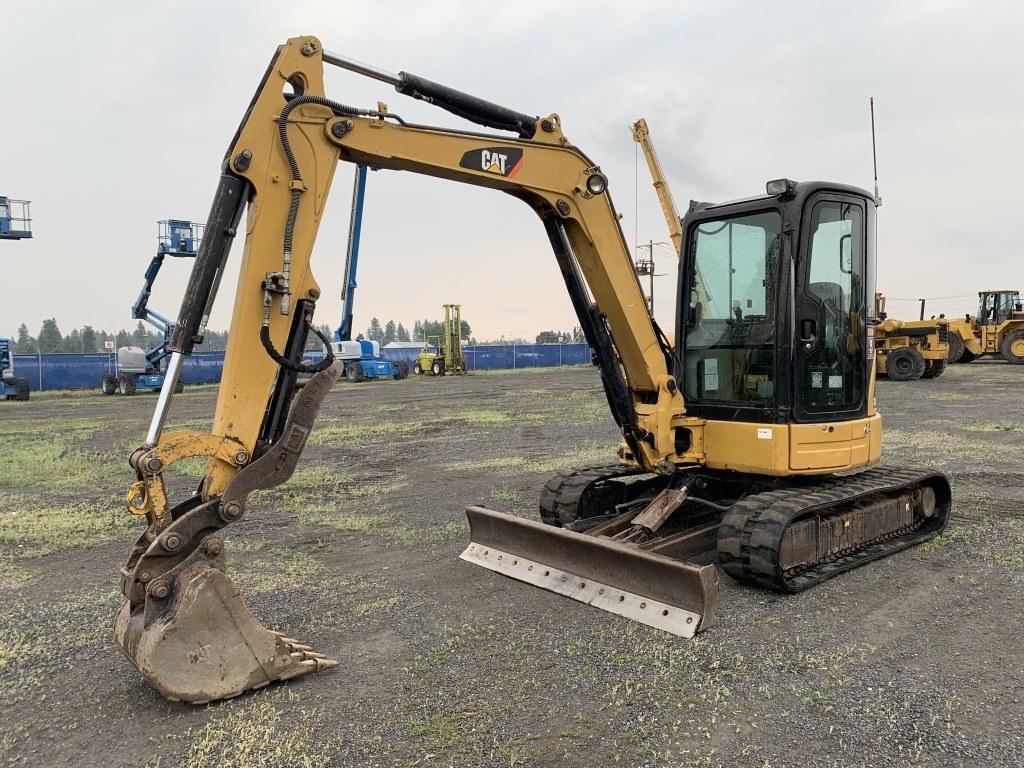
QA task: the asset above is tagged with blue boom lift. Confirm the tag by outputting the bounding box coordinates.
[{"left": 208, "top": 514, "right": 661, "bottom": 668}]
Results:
[
  {"left": 331, "top": 166, "right": 408, "bottom": 382},
  {"left": 1, "top": 337, "right": 29, "bottom": 400},
  {"left": 2, "top": 196, "right": 32, "bottom": 400},
  {"left": 103, "top": 220, "right": 202, "bottom": 395},
  {"left": 0, "top": 197, "right": 32, "bottom": 240}
]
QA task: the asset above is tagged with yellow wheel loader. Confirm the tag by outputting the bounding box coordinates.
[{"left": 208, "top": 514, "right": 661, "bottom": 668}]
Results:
[
  {"left": 114, "top": 37, "right": 952, "bottom": 704},
  {"left": 946, "top": 289, "right": 1024, "bottom": 364},
  {"left": 873, "top": 293, "right": 949, "bottom": 380}
]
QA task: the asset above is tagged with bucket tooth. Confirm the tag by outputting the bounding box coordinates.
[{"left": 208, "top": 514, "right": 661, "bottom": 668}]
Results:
[
  {"left": 462, "top": 505, "right": 718, "bottom": 636},
  {"left": 114, "top": 564, "right": 333, "bottom": 703}
]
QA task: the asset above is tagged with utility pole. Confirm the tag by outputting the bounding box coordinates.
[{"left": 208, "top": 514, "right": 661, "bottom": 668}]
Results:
[{"left": 634, "top": 240, "right": 666, "bottom": 317}]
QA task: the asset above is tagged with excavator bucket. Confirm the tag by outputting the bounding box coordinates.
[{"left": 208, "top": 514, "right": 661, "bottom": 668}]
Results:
[
  {"left": 114, "top": 364, "right": 341, "bottom": 703},
  {"left": 114, "top": 565, "right": 334, "bottom": 703},
  {"left": 462, "top": 506, "right": 718, "bottom": 636}
]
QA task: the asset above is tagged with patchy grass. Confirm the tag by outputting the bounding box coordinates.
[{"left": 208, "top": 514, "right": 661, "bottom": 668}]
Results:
[
  {"left": 387, "top": 520, "right": 466, "bottom": 545},
  {"left": 309, "top": 421, "right": 424, "bottom": 448},
  {"left": 447, "top": 441, "right": 614, "bottom": 474},
  {"left": 0, "top": 586, "right": 122, "bottom": 704},
  {"left": 234, "top": 548, "right": 338, "bottom": 596},
  {"left": 171, "top": 692, "right": 335, "bottom": 768},
  {"left": 958, "top": 420, "right": 1024, "bottom": 433},
  {"left": 883, "top": 428, "right": 1015, "bottom": 465},
  {"left": 490, "top": 487, "right": 524, "bottom": 504},
  {"left": 0, "top": 437, "right": 123, "bottom": 490},
  {"left": 452, "top": 408, "right": 517, "bottom": 426},
  {"left": 0, "top": 494, "right": 136, "bottom": 560},
  {"left": 918, "top": 517, "right": 1024, "bottom": 569},
  {"left": 0, "top": 557, "right": 37, "bottom": 589},
  {"left": 928, "top": 391, "right": 970, "bottom": 402},
  {"left": 352, "top": 594, "right": 405, "bottom": 617}
]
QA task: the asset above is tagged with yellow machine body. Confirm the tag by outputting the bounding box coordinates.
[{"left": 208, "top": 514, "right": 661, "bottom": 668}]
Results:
[
  {"left": 946, "top": 290, "right": 1024, "bottom": 364},
  {"left": 113, "top": 37, "right": 949, "bottom": 703},
  {"left": 873, "top": 293, "right": 949, "bottom": 380}
]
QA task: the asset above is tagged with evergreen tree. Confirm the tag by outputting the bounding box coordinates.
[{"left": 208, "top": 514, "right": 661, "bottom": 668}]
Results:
[
  {"left": 396, "top": 323, "right": 410, "bottom": 342},
  {"left": 413, "top": 320, "right": 423, "bottom": 341},
  {"left": 63, "top": 329, "right": 82, "bottom": 353},
  {"left": 115, "top": 329, "right": 131, "bottom": 348},
  {"left": 15, "top": 323, "right": 32, "bottom": 353},
  {"left": 316, "top": 323, "right": 335, "bottom": 346},
  {"left": 367, "top": 317, "right": 383, "bottom": 342},
  {"left": 38, "top": 318, "right": 63, "bottom": 353},
  {"left": 383, "top": 320, "right": 397, "bottom": 345},
  {"left": 132, "top": 321, "right": 148, "bottom": 348},
  {"left": 81, "top": 326, "right": 98, "bottom": 354}
]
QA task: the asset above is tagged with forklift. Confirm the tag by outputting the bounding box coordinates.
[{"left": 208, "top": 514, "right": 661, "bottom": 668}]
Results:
[{"left": 414, "top": 304, "right": 467, "bottom": 375}]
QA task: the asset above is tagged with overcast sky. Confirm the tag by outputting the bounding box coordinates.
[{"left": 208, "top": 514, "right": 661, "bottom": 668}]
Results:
[{"left": 2, "top": 0, "right": 1021, "bottom": 343}]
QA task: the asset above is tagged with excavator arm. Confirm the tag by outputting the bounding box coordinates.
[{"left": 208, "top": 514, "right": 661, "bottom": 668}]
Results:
[{"left": 114, "top": 36, "right": 703, "bottom": 703}]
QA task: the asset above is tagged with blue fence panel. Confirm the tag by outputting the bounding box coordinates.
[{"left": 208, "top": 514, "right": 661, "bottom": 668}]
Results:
[
  {"left": 10, "top": 351, "right": 225, "bottom": 391},
  {"left": 9, "top": 343, "right": 594, "bottom": 391},
  {"left": 183, "top": 352, "right": 226, "bottom": 384}
]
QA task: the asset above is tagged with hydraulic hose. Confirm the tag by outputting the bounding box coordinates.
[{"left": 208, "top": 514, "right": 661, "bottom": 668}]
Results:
[{"left": 260, "top": 95, "right": 378, "bottom": 371}]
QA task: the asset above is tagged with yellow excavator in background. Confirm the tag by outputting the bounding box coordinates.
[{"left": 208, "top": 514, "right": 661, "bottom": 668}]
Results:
[{"left": 114, "top": 37, "right": 952, "bottom": 704}]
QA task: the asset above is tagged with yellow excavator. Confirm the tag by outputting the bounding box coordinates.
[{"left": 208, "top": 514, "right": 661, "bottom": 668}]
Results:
[{"left": 114, "top": 36, "right": 952, "bottom": 703}]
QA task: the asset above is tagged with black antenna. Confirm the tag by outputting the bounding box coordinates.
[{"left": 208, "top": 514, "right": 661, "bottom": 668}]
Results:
[{"left": 870, "top": 97, "right": 882, "bottom": 207}]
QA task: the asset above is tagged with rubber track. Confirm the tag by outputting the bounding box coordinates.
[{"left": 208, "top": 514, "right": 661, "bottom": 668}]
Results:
[
  {"left": 538, "top": 464, "right": 640, "bottom": 527},
  {"left": 718, "top": 467, "right": 951, "bottom": 593}
]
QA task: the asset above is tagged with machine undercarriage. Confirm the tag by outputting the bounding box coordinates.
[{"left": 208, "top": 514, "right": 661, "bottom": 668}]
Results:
[{"left": 464, "top": 464, "right": 951, "bottom": 635}]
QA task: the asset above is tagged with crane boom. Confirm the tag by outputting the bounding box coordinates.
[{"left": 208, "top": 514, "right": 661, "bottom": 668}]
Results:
[{"left": 631, "top": 118, "right": 682, "bottom": 254}]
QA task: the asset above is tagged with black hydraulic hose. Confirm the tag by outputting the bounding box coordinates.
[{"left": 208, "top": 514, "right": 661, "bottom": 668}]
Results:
[
  {"left": 260, "top": 95, "right": 381, "bottom": 372},
  {"left": 688, "top": 496, "right": 735, "bottom": 513},
  {"left": 259, "top": 321, "right": 335, "bottom": 374},
  {"left": 277, "top": 95, "right": 374, "bottom": 272}
]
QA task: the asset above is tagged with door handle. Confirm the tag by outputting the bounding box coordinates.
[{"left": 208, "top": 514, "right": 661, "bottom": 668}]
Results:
[{"left": 800, "top": 318, "right": 817, "bottom": 342}]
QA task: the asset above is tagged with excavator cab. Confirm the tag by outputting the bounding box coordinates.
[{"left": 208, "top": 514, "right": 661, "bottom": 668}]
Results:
[{"left": 678, "top": 181, "right": 873, "bottom": 430}]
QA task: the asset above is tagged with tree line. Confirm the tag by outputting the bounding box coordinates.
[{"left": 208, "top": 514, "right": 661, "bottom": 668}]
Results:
[
  {"left": 8, "top": 319, "right": 229, "bottom": 354},
  {"left": 356, "top": 318, "right": 474, "bottom": 345},
  {"left": 8, "top": 315, "right": 586, "bottom": 355}
]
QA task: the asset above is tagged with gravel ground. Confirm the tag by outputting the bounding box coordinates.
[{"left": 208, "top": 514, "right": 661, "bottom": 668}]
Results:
[{"left": 0, "top": 360, "right": 1022, "bottom": 767}]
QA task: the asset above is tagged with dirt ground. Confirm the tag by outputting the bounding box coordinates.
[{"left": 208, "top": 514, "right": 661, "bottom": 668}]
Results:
[{"left": 1, "top": 361, "right": 1022, "bottom": 768}]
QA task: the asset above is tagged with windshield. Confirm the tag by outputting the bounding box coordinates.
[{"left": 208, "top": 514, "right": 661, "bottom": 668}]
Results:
[
  {"left": 683, "top": 210, "right": 782, "bottom": 406},
  {"left": 980, "top": 291, "right": 1019, "bottom": 323}
]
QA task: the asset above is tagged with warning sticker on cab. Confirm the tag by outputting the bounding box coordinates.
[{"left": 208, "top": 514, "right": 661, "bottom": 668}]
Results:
[{"left": 757, "top": 428, "right": 773, "bottom": 440}]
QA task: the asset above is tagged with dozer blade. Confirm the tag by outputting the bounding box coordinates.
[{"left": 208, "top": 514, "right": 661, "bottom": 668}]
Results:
[
  {"left": 462, "top": 506, "right": 718, "bottom": 637},
  {"left": 114, "top": 565, "right": 335, "bottom": 703}
]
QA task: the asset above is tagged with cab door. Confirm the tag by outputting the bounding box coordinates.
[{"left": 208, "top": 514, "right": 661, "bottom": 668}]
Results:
[{"left": 793, "top": 194, "right": 869, "bottom": 424}]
